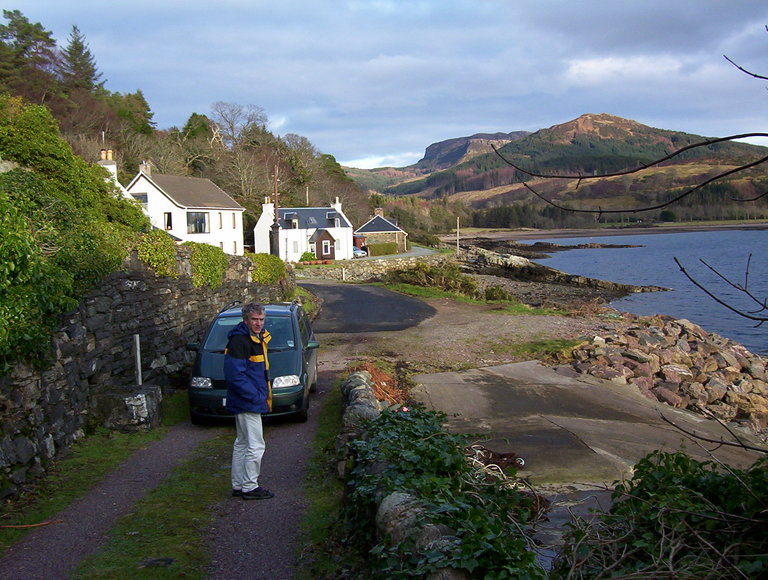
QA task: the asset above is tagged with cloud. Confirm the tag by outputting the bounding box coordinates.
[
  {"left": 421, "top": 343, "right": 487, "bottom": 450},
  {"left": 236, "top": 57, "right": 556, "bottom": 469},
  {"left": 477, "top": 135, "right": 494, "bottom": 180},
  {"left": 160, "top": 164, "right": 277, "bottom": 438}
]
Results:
[{"left": 7, "top": 0, "right": 768, "bottom": 167}]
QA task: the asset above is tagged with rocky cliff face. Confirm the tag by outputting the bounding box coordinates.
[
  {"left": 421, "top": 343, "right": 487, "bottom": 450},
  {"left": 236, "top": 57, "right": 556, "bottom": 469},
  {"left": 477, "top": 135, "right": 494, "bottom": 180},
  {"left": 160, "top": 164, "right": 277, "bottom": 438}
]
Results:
[{"left": 415, "top": 131, "right": 530, "bottom": 171}]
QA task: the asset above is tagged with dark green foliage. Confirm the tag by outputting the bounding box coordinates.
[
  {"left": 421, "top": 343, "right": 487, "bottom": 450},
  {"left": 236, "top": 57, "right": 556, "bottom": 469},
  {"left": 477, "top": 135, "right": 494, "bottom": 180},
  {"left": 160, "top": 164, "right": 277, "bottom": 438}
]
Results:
[
  {"left": 182, "top": 241, "right": 228, "bottom": 288},
  {"left": 366, "top": 241, "right": 398, "bottom": 256},
  {"left": 345, "top": 406, "right": 544, "bottom": 579},
  {"left": 485, "top": 285, "right": 513, "bottom": 301},
  {"left": 247, "top": 252, "right": 287, "bottom": 284},
  {"left": 384, "top": 262, "right": 479, "bottom": 298},
  {"left": 0, "top": 96, "right": 149, "bottom": 372},
  {"left": 58, "top": 25, "right": 103, "bottom": 92},
  {"left": 553, "top": 451, "right": 768, "bottom": 579}
]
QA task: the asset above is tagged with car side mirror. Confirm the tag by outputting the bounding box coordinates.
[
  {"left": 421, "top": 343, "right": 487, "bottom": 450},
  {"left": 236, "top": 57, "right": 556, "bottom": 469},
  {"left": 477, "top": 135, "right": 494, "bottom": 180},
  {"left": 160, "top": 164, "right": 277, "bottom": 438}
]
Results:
[{"left": 305, "top": 340, "right": 320, "bottom": 350}]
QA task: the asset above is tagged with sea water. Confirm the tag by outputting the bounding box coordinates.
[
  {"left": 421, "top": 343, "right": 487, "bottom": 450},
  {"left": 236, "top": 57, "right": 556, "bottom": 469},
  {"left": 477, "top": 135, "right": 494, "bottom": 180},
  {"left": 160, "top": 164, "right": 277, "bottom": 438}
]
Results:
[{"left": 526, "top": 229, "right": 768, "bottom": 355}]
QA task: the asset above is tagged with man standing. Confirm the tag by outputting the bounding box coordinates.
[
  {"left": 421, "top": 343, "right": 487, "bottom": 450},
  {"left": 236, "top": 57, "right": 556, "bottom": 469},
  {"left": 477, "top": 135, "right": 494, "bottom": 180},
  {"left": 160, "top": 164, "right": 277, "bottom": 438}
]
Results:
[{"left": 224, "top": 303, "right": 275, "bottom": 500}]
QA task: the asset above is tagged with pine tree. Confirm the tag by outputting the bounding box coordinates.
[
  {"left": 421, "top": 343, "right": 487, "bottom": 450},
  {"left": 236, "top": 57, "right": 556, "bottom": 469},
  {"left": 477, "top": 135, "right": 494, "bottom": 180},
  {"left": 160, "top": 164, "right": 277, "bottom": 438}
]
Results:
[{"left": 59, "top": 25, "right": 103, "bottom": 93}]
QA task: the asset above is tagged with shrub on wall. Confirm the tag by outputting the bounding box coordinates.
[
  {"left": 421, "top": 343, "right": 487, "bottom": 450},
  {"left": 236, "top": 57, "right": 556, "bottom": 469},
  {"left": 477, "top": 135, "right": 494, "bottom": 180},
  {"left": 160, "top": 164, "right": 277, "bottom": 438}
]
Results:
[
  {"left": 136, "top": 229, "right": 179, "bottom": 278},
  {"left": 247, "top": 252, "right": 287, "bottom": 284},
  {"left": 183, "top": 242, "right": 229, "bottom": 288}
]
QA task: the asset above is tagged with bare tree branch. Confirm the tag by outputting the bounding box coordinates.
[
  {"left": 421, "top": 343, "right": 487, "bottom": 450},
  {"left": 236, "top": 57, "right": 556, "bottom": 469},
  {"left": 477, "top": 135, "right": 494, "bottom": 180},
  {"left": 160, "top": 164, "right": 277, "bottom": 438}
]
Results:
[
  {"left": 673, "top": 257, "right": 768, "bottom": 324},
  {"left": 492, "top": 133, "right": 768, "bottom": 181},
  {"left": 723, "top": 54, "right": 768, "bottom": 81}
]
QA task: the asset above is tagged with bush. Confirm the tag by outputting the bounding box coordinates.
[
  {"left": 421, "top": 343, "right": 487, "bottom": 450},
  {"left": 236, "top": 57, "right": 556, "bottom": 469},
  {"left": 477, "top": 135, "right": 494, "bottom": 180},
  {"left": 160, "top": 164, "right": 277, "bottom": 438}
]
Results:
[
  {"left": 345, "top": 406, "right": 544, "bottom": 579},
  {"left": 0, "top": 96, "right": 150, "bottom": 372},
  {"left": 299, "top": 251, "right": 316, "bottom": 262},
  {"left": 182, "top": 242, "right": 228, "bottom": 288},
  {"left": 136, "top": 229, "right": 179, "bottom": 278},
  {"left": 485, "top": 285, "right": 513, "bottom": 301},
  {"left": 553, "top": 451, "right": 768, "bottom": 579},
  {"left": 247, "top": 252, "right": 287, "bottom": 284},
  {"left": 366, "top": 241, "right": 398, "bottom": 256},
  {"left": 383, "top": 262, "right": 479, "bottom": 298}
]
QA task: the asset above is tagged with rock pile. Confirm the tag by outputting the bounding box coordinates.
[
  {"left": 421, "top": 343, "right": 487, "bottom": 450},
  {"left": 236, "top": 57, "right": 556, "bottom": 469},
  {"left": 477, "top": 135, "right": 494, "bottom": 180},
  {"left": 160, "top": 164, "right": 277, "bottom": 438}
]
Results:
[{"left": 551, "top": 315, "right": 768, "bottom": 433}]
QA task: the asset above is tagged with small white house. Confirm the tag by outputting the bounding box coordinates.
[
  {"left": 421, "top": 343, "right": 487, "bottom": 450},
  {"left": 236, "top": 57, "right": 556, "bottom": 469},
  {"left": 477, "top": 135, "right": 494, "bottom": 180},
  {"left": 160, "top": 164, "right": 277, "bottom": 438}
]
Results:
[
  {"left": 126, "top": 164, "right": 245, "bottom": 255},
  {"left": 253, "top": 198, "right": 354, "bottom": 262}
]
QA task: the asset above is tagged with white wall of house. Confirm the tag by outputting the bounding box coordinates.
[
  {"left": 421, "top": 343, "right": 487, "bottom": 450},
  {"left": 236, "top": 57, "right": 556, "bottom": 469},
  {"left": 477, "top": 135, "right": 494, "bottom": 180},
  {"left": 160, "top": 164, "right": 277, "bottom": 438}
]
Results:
[{"left": 128, "top": 174, "right": 245, "bottom": 255}]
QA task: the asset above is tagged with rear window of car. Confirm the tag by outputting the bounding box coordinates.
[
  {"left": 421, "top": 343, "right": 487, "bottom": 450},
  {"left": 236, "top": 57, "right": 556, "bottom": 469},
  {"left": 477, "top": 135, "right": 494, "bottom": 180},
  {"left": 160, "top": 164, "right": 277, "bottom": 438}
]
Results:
[{"left": 203, "top": 313, "right": 295, "bottom": 351}]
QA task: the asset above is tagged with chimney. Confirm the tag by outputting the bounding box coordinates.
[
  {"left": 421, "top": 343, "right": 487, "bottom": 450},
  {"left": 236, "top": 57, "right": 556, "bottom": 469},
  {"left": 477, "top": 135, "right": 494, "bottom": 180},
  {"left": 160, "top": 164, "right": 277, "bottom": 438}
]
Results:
[
  {"left": 139, "top": 160, "right": 151, "bottom": 177},
  {"left": 331, "top": 196, "right": 342, "bottom": 212},
  {"left": 97, "top": 149, "right": 118, "bottom": 182},
  {"left": 374, "top": 207, "right": 384, "bottom": 217}
]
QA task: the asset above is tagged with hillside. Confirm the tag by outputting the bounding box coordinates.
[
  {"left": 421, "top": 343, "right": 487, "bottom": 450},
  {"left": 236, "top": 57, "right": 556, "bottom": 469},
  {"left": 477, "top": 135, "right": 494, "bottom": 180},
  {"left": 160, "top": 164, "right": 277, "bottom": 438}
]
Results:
[{"left": 348, "top": 114, "right": 768, "bottom": 217}]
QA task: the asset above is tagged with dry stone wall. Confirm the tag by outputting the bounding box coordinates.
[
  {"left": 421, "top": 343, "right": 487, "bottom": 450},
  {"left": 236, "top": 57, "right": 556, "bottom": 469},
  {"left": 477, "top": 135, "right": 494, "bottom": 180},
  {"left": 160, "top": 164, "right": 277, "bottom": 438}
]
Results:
[
  {"left": 0, "top": 247, "right": 290, "bottom": 498},
  {"left": 295, "top": 253, "right": 452, "bottom": 282}
]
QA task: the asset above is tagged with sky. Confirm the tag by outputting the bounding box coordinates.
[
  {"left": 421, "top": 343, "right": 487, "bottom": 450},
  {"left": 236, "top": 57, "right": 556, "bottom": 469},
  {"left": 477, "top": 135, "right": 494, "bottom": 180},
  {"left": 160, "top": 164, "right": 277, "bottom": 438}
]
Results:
[{"left": 7, "top": 1, "right": 768, "bottom": 168}]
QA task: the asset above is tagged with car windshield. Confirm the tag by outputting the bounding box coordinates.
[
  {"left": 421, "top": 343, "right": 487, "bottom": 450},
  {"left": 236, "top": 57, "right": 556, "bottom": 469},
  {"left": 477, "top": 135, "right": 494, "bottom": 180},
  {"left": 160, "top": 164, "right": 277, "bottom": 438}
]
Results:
[{"left": 203, "top": 314, "right": 296, "bottom": 351}]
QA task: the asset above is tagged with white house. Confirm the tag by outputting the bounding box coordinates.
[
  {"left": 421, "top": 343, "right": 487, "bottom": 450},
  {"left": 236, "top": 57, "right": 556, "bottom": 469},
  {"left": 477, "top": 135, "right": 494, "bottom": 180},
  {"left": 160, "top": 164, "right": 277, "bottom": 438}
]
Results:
[
  {"left": 126, "top": 164, "right": 245, "bottom": 255},
  {"left": 253, "top": 198, "right": 354, "bottom": 262}
]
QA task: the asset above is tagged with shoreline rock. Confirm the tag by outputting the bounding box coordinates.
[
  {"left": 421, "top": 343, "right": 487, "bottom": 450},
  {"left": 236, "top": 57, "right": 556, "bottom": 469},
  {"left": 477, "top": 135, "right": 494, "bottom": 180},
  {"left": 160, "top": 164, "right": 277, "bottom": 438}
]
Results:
[{"left": 548, "top": 314, "right": 768, "bottom": 436}]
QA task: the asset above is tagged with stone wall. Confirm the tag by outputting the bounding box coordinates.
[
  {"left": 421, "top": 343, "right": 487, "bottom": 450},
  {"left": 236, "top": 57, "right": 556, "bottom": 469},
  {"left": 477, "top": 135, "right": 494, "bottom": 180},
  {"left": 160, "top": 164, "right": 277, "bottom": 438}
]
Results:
[
  {"left": 0, "top": 247, "right": 290, "bottom": 498},
  {"left": 295, "top": 253, "right": 452, "bottom": 282}
]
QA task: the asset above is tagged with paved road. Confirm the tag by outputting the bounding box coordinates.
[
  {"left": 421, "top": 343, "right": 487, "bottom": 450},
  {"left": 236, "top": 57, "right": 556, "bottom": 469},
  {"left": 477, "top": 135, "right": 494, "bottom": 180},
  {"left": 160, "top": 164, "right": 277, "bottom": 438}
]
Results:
[{"left": 299, "top": 280, "right": 436, "bottom": 333}]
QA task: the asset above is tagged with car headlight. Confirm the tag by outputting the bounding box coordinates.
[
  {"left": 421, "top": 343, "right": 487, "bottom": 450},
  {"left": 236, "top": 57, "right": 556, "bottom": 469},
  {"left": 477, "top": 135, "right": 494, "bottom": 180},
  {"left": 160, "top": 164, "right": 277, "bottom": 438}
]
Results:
[
  {"left": 272, "top": 375, "right": 300, "bottom": 388},
  {"left": 190, "top": 376, "right": 213, "bottom": 389}
]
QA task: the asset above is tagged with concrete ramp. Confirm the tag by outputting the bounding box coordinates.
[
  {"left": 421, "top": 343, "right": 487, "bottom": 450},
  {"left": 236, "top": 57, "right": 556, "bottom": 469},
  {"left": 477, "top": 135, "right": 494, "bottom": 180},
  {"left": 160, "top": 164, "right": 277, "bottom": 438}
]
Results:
[{"left": 412, "top": 360, "right": 762, "bottom": 486}]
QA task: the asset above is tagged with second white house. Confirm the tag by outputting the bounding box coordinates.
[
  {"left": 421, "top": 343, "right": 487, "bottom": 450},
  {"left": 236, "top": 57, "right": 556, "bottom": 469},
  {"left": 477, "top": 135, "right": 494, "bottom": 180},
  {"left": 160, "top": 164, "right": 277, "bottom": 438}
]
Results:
[{"left": 253, "top": 198, "right": 354, "bottom": 262}]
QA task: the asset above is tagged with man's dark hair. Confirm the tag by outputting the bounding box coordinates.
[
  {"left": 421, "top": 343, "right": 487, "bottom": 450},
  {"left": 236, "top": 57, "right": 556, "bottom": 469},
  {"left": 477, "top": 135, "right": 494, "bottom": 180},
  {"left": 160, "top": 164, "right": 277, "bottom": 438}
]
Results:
[{"left": 242, "top": 303, "right": 265, "bottom": 318}]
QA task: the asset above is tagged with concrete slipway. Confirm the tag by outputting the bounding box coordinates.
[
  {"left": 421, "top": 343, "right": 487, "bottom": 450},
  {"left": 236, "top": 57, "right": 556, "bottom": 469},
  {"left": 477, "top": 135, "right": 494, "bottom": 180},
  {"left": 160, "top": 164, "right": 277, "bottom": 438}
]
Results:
[
  {"left": 411, "top": 360, "right": 765, "bottom": 566},
  {"left": 412, "top": 360, "right": 761, "bottom": 486}
]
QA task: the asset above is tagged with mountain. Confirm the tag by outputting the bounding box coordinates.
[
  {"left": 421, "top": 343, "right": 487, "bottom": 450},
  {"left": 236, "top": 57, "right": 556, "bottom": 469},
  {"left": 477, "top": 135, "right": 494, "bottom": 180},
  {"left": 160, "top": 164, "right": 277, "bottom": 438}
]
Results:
[
  {"left": 415, "top": 131, "right": 530, "bottom": 171},
  {"left": 349, "top": 114, "right": 768, "bottom": 213}
]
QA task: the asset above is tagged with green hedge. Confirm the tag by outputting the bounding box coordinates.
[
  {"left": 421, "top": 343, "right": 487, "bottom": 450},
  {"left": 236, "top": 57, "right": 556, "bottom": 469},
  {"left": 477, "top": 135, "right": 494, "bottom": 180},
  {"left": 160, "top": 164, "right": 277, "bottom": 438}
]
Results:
[{"left": 366, "top": 241, "right": 399, "bottom": 256}]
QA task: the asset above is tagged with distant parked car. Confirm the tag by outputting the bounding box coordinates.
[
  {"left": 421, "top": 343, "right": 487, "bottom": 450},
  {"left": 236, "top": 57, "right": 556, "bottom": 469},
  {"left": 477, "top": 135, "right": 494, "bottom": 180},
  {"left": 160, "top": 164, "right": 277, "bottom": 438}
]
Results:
[
  {"left": 187, "top": 301, "right": 319, "bottom": 423},
  {"left": 353, "top": 247, "right": 367, "bottom": 258}
]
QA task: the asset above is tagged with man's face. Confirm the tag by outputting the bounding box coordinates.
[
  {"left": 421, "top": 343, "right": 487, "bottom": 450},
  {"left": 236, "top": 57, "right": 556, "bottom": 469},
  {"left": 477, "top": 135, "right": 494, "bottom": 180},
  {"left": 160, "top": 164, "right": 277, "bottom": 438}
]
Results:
[{"left": 244, "top": 312, "right": 265, "bottom": 336}]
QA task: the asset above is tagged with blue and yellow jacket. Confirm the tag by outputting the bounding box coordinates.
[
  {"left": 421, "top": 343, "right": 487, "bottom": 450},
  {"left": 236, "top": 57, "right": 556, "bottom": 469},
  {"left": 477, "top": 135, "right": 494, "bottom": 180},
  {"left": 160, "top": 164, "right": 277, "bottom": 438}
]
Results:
[{"left": 223, "top": 321, "right": 272, "bottom": 414}]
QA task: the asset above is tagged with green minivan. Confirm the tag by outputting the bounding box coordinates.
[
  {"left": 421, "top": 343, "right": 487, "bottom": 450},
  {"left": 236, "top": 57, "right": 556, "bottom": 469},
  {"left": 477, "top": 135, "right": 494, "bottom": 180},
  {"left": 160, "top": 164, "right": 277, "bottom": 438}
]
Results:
[{"left": 187, "top": 301, "right": 319, "bottom": 423}]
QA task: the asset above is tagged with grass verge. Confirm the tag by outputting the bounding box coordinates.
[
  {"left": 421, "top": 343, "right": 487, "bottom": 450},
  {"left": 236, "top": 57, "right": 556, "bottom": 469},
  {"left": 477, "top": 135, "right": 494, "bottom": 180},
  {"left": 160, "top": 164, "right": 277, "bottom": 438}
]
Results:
[
  {"left": 0, "top": 390, "right": 191, "bottom": 557},
  {"left": 295, "top": 376, "right": 360, "bottom": 579},
  {"left": 380, "top": 281, "right": 562, "bottom": 315},
  {"left": 72, "top": 431, "right": 232, "bottom": 579}
]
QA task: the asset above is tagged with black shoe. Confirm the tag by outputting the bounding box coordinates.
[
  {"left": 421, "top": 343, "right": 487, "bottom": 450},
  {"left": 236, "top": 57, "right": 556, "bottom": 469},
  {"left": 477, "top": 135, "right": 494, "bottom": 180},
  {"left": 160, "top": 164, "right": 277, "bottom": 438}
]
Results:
[
  {"left": 241, "top": 487, "right": 274, "bottom": 500},
  {"left": 231, "top": 489, "right": 243, "bottom": 497}
]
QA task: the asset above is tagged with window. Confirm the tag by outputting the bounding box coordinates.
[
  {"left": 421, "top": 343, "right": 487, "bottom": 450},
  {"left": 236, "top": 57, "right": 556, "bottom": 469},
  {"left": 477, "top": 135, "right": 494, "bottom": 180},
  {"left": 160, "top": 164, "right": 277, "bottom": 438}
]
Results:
[
  {"left": 219, "top": 212, "right": 223, "bottom": 229},
  {"left": 219, "top": 242, "right": 224, "bottom": 249},
  {"left": 293, "top": 241, "right": 299, "bottom": 254},
  {"left": 233, "top": 241, "right": 237, "bottom": 254},
  {"left": 232, "top": 213, "right": 236, "bottom": 228},
  {"left": 187, "top": 212, "right": 209, "bottom": 234},
  {"left": 322, "top": 240, "right": 331, "bottom": 255},
  {"left": 163, "top": 212, "right": 173, "bottom": 230},
  {"left": 309, "top": 242, "right": 316, "bottom": 254}
]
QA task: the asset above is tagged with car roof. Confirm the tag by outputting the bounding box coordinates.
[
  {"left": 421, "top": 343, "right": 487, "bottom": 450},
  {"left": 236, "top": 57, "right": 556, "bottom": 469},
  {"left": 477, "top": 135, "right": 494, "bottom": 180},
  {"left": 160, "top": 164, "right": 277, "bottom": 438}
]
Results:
[{"left": 217, "top": 302, "right": 297, "bottom": 318}]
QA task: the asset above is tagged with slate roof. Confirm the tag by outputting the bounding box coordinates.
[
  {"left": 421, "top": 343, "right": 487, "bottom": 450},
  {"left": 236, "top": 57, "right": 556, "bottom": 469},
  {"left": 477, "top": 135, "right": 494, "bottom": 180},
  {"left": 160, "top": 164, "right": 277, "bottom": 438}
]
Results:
[
  {"left": 149, "top": 174, "right": 242, "bottom": 210},
  {"left": 355, "top": 214, "right": 405, "bottom": 234},
  {"left": 277, "top": 207, "right": 351, "bottom": 229}
]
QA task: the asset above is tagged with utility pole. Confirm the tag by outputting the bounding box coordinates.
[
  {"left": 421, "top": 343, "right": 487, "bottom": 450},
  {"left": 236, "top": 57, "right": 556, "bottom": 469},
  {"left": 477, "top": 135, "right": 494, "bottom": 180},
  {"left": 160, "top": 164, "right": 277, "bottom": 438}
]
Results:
[
  {"left": 270, "top": 165, "right": 280, "bottom": 257},
  {"left": 456, "top": 216, "right": 460, "bottom": 257}
]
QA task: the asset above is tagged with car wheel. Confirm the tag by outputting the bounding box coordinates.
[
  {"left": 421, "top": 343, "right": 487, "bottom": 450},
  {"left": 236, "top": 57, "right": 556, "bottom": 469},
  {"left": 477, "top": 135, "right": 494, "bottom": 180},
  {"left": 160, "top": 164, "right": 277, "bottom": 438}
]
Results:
[
  {"left": 309, "top": 365, "right": 318, "bottom": 393},
  {"left": 294, "top": 398, "right": 309, "bottom": 423},
  {"left": 190, "top": 411, "right": 207, "bottom": 426}
]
